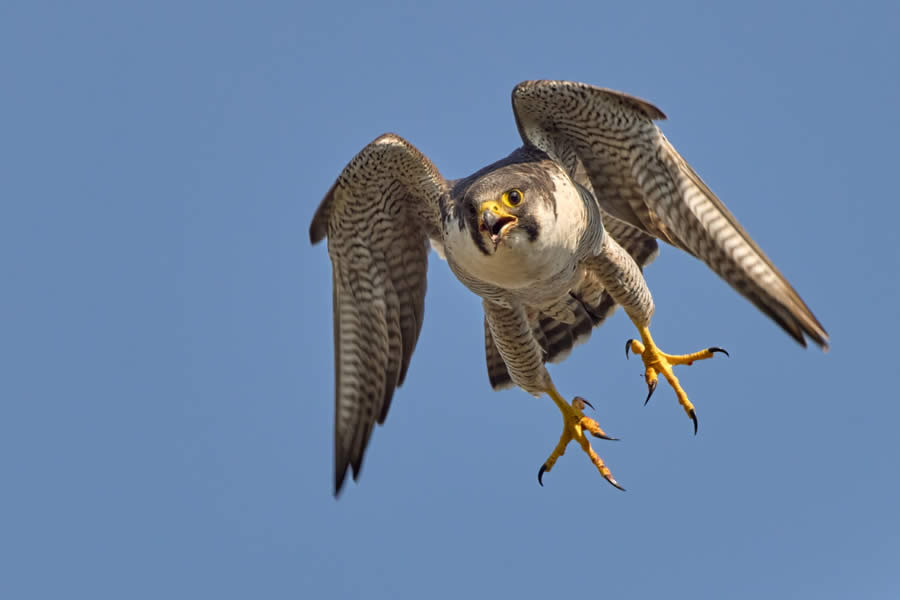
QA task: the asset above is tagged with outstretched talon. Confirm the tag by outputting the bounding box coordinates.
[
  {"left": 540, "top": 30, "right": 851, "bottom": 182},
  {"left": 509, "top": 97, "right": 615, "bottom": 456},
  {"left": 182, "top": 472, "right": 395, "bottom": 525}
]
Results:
[
  {"left": 626, "top": 325, "right": 728, "bottom": 434},
  {"left": 644, "top": 378, "right": 658, "bottom": 406},
  {"left": 538, "top": 463, "right": 548, "bottom": 486},
  {"left": 538, "top": 391, "right": 624, "bottom": 490}
]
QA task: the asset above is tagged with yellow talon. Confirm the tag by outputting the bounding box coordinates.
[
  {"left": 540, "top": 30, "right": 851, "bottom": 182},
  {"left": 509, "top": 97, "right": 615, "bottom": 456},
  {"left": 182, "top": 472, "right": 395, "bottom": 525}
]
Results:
[
  {"left": 626, "top": 325, "right": 728, "bottom": 434},
  {"left": 538, "top": 390, "right": 623, "bottom": 490}
]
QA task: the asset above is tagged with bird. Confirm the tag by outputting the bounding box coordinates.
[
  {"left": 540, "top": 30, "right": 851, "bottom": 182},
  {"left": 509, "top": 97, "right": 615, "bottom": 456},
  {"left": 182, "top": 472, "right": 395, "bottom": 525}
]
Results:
[{"left": 309, "top": 80, "right": 828, "bottom": 495}]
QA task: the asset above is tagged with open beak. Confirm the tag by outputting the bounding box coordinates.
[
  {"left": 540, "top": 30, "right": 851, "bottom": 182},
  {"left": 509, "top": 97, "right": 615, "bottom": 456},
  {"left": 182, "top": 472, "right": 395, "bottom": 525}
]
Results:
[{"left": 479, "top": 201, "right": 517, "bottom": 246}]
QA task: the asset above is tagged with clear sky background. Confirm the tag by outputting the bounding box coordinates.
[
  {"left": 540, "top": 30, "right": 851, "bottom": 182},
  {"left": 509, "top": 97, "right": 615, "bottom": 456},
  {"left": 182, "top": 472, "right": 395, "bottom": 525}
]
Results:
[{"left": 2, "top": 1, "right": 899, "bottom": 598}]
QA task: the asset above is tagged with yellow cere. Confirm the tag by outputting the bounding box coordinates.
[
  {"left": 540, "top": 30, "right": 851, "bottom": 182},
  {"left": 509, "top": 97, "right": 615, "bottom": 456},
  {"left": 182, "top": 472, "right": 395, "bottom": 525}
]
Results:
[{"left": 478, "top": 200, "right": 505, "bottom": 217}]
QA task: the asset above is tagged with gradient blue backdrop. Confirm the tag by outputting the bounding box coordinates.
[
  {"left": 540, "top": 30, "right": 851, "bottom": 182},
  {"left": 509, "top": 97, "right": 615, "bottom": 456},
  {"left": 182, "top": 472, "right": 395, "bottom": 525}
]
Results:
[{"left": 2, "top": 1, "right": 898, "bottom": 598}]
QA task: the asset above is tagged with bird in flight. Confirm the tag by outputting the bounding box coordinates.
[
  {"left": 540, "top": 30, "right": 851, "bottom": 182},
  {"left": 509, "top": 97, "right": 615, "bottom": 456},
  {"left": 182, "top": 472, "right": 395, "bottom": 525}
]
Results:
[{"left": 310, "top": 80, "right": 828, "bottom": 495}]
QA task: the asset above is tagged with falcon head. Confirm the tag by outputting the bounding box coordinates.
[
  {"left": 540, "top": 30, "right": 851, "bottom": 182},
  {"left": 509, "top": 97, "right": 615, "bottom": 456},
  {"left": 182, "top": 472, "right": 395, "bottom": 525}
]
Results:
[
  {"left": 462, "top": 166, "right": 556, "bottom": 257},
  {"left": 444, "top": 155, "right": 586, "bottom": 289}
]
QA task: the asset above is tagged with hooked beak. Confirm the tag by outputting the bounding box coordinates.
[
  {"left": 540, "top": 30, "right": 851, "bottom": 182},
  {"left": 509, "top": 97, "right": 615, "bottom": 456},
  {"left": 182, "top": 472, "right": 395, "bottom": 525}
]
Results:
[{"left": 479, "top": 201, "right": 517, "bottom": 246}]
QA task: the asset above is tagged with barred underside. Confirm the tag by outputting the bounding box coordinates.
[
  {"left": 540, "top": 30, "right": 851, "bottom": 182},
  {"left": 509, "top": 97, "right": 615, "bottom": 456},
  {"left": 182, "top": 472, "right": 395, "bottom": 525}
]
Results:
[{"left": 483, "top": 236, "right": 647, "bottom": 390}]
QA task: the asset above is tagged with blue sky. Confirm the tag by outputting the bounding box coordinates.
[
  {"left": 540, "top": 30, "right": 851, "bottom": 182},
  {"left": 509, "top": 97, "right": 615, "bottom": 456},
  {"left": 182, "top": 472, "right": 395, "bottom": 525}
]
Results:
[{"left": 2, "top": 1, "right": 899, "bottom": 598}]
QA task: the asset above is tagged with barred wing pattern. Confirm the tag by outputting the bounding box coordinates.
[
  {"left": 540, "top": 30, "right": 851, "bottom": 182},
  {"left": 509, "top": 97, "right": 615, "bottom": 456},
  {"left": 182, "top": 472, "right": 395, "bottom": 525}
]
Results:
[
  {"left": 310, "top": 134, "right": 447, "bottom": 494},
  {"left": 512, "top": 80, "right": 828, "bottom": 348}
]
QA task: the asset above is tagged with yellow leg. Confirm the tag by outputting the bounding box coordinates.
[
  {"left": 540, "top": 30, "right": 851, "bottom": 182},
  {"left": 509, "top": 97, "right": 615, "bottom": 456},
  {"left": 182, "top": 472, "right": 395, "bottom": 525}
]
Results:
[
  {"left": 626, "top": 325, "right": 728, "bottom": 434},
  {"left": 538, "top": 388, "right": 623, "bottom": 490}
]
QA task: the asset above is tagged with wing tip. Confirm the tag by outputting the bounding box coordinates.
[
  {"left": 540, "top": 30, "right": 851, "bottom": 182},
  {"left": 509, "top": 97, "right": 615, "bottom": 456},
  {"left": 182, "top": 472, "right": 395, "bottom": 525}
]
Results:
[
  {"left": 768, "top": 300, "right": 830, "bottom": 352},
  {"left": 794, "top": 330, "right": 829, "bottom": 352},
  {"left": 334, "top": 456, "right": 349, "bottom": 497},
  {"left": 808, "top": 316, "right": 830, "bottom": 352},
  {"left": 333, "top": 447, "right": 368, "bottom": 498},
  {"left": 790, "top": 300, "right": 829, "bottom": 351},
  {"left": 809, "top": 328, "right": 830, "bottom": 353}
]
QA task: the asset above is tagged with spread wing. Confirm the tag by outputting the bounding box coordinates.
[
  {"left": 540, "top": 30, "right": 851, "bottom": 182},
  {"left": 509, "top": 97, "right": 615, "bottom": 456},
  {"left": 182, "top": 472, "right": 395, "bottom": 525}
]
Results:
[
  {"left": 511, "top": 80, "right": 828, "bottom": 348},
  {"left": 310, "top": 133, "right": 448, "bottom": 495}
]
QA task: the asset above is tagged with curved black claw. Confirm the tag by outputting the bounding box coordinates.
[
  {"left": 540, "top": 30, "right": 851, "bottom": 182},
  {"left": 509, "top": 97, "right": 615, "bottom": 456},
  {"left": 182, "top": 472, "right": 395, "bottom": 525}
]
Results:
[
  {"left": 591, "top": 431, "right": 620, "bottom": 441},
  {"left": 644, "top": 379, "right": 658, "bottom": 406},
  {"left": 625, "top": 339, "right": 635, "bottom": 359},
  {"left": 538, "top": 464, "right": 547, "bottom": 487},
  {"left": 607, "top": 477, "right": 626, "bottom": 492},
  {"left": 689, "top": 408, "right": 698, "bottom": 435},
  {"left": 709, "top": 347, "right": 729, "bottom": 357}
]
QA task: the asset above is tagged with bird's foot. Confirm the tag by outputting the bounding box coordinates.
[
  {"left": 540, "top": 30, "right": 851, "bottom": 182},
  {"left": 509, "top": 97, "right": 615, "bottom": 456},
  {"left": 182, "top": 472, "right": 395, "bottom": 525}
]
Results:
[
  {"left": 626, "top": 325, "right": 728, "bottom": 434},
  {"left": 538, "top": 391, "right": 623, "bottom": 490}
]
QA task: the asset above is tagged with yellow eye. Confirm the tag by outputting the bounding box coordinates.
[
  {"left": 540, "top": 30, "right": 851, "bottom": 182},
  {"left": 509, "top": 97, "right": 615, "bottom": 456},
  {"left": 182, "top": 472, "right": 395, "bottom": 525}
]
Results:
[{"left": 502, "top": 189, "right": 524, "bottom": 208}]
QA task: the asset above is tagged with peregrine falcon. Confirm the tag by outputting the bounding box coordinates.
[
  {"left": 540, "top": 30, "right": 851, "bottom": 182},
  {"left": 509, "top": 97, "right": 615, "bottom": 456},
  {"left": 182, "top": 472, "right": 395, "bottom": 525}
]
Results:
[{"left": 309, "top": 80, "right": 828, "bottom": 495}]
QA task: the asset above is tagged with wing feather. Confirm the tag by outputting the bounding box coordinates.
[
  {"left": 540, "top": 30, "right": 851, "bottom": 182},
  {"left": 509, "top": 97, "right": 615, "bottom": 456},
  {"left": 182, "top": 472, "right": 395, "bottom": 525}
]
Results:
[
  {"left": 512, "top": 80, "right": 828, "bottom": 348},
  {"left": 311, "top": 133, "right": 447, "bottom": 494}
]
